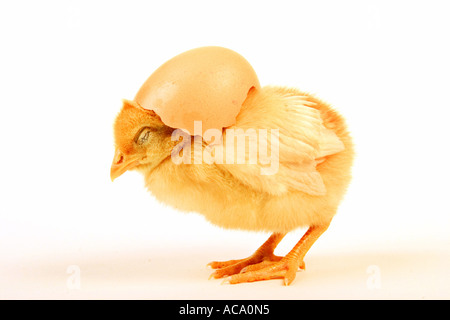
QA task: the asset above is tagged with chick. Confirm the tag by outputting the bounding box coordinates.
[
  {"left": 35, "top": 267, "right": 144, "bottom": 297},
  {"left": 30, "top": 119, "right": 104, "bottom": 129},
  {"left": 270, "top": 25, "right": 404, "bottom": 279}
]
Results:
[{"left": 111, "top": 86, "right": 354, "bottom": 285}]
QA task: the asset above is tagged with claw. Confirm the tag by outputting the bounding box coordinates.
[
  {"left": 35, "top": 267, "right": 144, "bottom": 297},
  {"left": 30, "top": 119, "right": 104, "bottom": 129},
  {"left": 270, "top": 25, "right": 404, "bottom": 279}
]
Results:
[{"left": 209, "top": 271, "right": 228, "bottom": 280}]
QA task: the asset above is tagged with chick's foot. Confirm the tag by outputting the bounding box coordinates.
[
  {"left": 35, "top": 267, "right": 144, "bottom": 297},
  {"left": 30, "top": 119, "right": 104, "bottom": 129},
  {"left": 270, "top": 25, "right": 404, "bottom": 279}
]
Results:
[
  {"left": 211, "top": 224, "right": 330, "bottom": 285},
  {"left": 208, "top": 233, "right": 285, "bottom": 279},
  {"left": 224, "top": 257, "right": 304, "bottom": 286},
  {"left": 208, "top": 253, "right": 283, "bottom": 279}
]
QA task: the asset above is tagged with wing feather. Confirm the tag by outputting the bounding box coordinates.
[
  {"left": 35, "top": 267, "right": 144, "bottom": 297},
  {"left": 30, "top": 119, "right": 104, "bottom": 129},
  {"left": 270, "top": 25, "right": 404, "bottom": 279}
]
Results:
[{"left": 216, "top": 86, "right": 344, "bottom": 196}]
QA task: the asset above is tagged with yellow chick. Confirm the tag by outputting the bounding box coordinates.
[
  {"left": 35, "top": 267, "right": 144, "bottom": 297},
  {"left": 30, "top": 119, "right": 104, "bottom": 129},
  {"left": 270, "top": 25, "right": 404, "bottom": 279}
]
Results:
[{"left": 111, "top": 47, "right": 354, "bottom": 285}]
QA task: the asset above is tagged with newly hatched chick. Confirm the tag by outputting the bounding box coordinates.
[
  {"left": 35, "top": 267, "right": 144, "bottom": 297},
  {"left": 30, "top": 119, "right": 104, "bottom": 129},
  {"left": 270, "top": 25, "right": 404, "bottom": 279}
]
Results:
[{"left": 111, "top": 48, "right": 354, "bottom": 285}]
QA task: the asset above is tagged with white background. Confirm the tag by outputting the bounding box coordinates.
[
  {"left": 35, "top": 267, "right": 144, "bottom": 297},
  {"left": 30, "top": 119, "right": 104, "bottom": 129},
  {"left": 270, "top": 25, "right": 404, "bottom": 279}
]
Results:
[{"left": 0, "top": 0, "right": 449, "bottom": 299}]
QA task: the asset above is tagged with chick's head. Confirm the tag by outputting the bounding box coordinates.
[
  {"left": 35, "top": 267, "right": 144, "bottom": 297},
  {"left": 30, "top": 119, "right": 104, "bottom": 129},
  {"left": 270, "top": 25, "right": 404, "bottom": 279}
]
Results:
[{"left": 110, "top": 99, "right": 175, "bottom": 181}]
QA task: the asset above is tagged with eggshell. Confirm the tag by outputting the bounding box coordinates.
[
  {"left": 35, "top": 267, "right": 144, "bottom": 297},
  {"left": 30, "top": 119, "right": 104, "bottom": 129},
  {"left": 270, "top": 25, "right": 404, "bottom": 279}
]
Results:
[{"left": 134, "top": 46, "right": 260, "bottom": 136}]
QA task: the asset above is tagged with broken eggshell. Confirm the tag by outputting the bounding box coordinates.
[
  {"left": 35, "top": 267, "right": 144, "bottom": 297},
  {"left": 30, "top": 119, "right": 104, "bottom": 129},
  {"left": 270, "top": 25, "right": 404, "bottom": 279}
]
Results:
[{"left": 133, "top": 46, "right": 260, "bottom": 136}]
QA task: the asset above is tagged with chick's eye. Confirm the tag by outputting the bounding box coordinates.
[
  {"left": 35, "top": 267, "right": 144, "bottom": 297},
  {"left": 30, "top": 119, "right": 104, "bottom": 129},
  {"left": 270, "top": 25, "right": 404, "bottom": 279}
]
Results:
[{"left": 136, "top": 128, "right": 152, "bottom": 145}]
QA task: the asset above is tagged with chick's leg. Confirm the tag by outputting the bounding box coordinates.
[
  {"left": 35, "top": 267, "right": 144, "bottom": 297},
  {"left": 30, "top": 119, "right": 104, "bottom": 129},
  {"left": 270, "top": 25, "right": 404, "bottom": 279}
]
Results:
[
  {"left": 226, "top": 223, "right": 330, "bottom": 286},
  {"left": 208, "top": 233, "right": 285, "bottom": 279}
]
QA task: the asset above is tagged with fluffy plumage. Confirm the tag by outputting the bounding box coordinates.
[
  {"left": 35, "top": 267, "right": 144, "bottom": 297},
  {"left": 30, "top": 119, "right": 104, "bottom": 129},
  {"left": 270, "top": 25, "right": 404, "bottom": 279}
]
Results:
[{"left": 112, "top": 86, "right": 354, "bottom": 284}]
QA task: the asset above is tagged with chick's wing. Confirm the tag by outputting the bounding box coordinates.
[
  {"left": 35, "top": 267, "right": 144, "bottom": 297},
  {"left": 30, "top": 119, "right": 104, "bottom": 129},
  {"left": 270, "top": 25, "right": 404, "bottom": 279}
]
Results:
[{"left": 215, "top": 87, "right": 344, "bottom": 196}]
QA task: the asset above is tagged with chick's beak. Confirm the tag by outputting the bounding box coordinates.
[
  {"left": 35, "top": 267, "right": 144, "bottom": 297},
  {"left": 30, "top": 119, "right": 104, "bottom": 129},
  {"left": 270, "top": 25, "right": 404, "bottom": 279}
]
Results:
[{"left": 110, "top": 149, "right": 141, "bottom": 182}]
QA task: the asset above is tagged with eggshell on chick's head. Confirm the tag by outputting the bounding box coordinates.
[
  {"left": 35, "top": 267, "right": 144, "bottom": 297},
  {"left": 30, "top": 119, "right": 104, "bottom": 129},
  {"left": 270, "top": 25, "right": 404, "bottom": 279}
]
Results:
[{"left": 134, "top": 46, "right": 260, "bottom": 136}]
